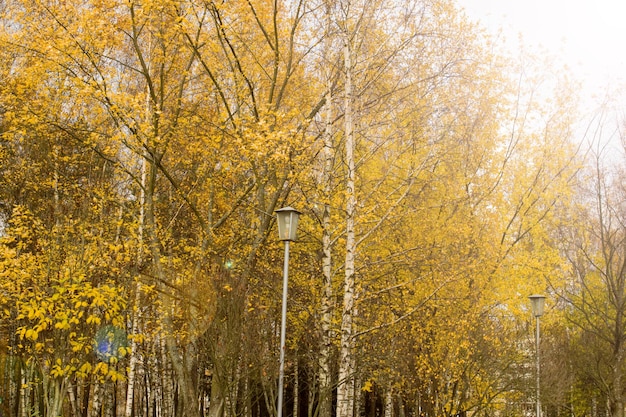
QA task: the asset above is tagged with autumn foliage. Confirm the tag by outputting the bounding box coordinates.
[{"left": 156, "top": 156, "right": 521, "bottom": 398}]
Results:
[{"left": 0, "top": 0, "right": 615, "bottom": 417}]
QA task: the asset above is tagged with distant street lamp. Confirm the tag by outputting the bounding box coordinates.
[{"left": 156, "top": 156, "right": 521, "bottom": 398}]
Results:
[
  {"left": 529, "top": 294, "right": 546, "bottom": 417},
  {"left": 275, "top": 207, "right": 301, "bottom": 417}
]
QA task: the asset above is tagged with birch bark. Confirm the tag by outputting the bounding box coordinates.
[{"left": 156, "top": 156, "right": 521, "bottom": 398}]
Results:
[
  {"left": 89, "top": 382, "right": 102, "bottom": 417},
  {"left": 125, "top": 157, "right": 146, "bottom": 417},
  {"left": 318, "top": 42, "right": 336, "bottom": 417},
  {"left": 336, "top": 38, "right": 356, "bottom": 417},
  {"left": 19, "top": 363, "right": 31, "bottom": 417},
  {"left": 384, "top": 389, "right": 393, "bottom": 417}
]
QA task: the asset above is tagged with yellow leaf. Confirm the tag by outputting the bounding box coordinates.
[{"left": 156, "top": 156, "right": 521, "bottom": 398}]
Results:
[{"left": 362, "top": 380, "right": 373, "bottom": 392}]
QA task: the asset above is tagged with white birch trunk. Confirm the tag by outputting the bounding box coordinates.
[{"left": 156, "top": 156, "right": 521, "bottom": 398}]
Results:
[
  {"left": 9, "top": 355, "right": 18, "bottom": 417},
  {"left": 337, "top": 39, "right": 357, "bottom": 417},
  {"left": 318, "top": 45, "right": 336, "bottom": 417},
  {"left": 104, "top": 383, "right": 115, "bottom": 417},
  {"left": 242, "top": 362, "right": 251, "bottom": 417},
  {"left": 384, "top": 389, "right": 393, "bottom": 417},
  {"left": 89, "top": 382, "right": 102, "bottom": 417},
  {"left": 353, "top": 363, "right": 361, "bottom": 417},
  {"left": 294, "top": 361, "right": 299, "bottom": 417},
  {"left": 67, "top": 384, "right": 79, "bottom": 417},
  {"left": 19, "top": 363, "right": 31, "bottom": 417},
  {"left": 124, "top": 287, "right": 141, "bottom": 417},
  {"left": 125, "top": 157, "right": 146, "bottom": 417}
]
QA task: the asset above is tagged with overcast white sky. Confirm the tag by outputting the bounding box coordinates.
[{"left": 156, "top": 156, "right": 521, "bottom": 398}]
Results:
[
  {"left": 458, "top": 0, "right": 626, "bottom": 105},
  {"left": 457, "top": 0, "right": 626, "bottom": 155}
]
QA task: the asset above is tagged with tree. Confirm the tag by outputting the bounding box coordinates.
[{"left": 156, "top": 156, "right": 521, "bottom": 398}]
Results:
[{"left": 554, "top": 121, "right": 626, "bottom": 417}]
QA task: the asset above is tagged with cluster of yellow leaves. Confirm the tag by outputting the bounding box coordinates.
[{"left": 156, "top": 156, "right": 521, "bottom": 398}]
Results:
[
  {"left": 0, "top": 207, "right": 130, "bottom": 382},
  {"left": 11, "top": 271, "right": 128, "bottom": 377}
]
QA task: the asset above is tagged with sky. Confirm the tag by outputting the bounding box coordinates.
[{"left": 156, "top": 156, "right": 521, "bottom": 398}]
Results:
[
  {"left": 458, "top": 0, "right": 626, "bottom": 110},
  {"left": 457, "top": 0, "right": 626, "bottom": 157}
]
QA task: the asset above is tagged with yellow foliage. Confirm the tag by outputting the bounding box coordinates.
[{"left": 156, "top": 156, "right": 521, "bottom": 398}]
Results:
[
  {"left": 1, "top": 207, "right": 130, "bottom": 383},
  {"left": 362, "top": 380, "right": 374, "bottom": 392},
  {"left": 0, "top": 0, "right": 583, "bottom": 414}
]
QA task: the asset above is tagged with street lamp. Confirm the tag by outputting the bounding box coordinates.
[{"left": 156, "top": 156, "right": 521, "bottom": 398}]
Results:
[
  {"left": 275, "top": 207, "right": 301, "bottom": 417},
  {"left": 529, "top": 294, "right": 546, "bottom": 417}
]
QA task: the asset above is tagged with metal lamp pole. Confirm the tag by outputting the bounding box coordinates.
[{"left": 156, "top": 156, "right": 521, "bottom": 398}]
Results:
[
  {"left": 529, "top": 294, "right": 546, "bottom": 417},
  {"left": 275, "top": 207, "right": 301, "bottom": 417}
]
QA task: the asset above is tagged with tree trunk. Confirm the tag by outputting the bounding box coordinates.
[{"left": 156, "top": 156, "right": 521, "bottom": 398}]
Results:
[
  {"left": 81, "top": 378, "right": 90, "bottom": 417},
  {"left": 161, "top": 335, "right": 175, "bottom": 417},
  {"left": 384, "top": 389, "right": 393, "bottom": 417},
  {"left": 144, "top": 155, "right": 199, "bottom": 417},
  {"left": 207, "top": 373, "right": 225, "bottom": 417},
  {"left": 104, "top": 382, "right": 115, "bottom": 417},
  {"left": 124, "top": 289, "right": 142, "bottom": 417},
  {"left": 90, "top": 382, "right": 102, "bottom": 417},
  {"left": 612, "top": 346, "right": 625, "bottom": 417},
  {"left": 67, "top": 384, "right": 79, "bottom": 417},
  {"left": 7, "top": 354, "right": 18, "bottom": 417},
  {"left": 19, "top": 362, "right": 31, "bottom": 417},
  {"left": 294, "top": 361, "right": 299, "bottom": 417},
  {"left": 126, "top": 155, "right": 147, "bottom": 417},
  {"left": 43, "top": 376, "right": 65, "bottom": 417},
  {"left": 146, "top": 342, "right": 156, "bottom": 417},
  {"left": 337, "top": 39, "right": 356, "bottom": 417},
  {"left": 318, "top": 57, "right": 336, "bottom": 417}
]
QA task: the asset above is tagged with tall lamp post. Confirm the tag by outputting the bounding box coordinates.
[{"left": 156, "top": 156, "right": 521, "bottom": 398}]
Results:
[
  {"left": 275, "top": 207, "right": 301, "bottom": 417},
  {"left": 529, "top": 294, "right": 546, "bottom": 417}
]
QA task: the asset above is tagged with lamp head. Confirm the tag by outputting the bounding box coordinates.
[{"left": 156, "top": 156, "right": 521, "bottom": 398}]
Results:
[
  {"left": 529, "top": 294, "right": 546, "bottom": 317},
  {"left": 275, "top": 207, "right": 301, "bottom": 242}
]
